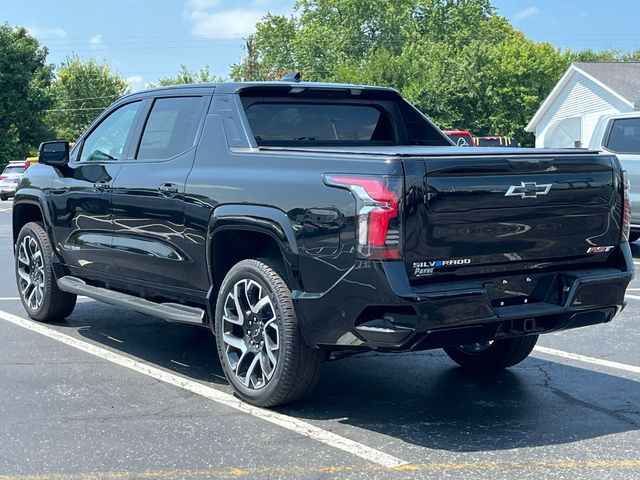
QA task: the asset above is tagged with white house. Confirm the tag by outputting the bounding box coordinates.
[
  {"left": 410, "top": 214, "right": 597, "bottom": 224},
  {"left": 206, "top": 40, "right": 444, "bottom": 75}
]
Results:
[{"left": 525, "top": 62, "right": 640, "bottom": 148}]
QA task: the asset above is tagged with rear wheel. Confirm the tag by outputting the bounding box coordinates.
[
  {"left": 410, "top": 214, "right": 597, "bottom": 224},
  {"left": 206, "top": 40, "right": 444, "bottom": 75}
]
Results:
[
  {"left": 629, "top": 231, "right": 640, "bottom": 243},
  {"left": 443, "top": 335, "right": 538, "bottom": 372},
  {"left": 15, "top": 222, "right": 77, "bottom": 322},
  {"left": 214, "top": 258, "right": 322, "bottom": 407}
]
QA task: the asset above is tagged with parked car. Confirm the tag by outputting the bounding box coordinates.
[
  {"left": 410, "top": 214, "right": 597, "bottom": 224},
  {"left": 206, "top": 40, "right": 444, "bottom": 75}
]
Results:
[
  {"left": 0, "top": 160, "right": 30, "bottom": 201},
  {"left": 442, "top": 129, "right": 475, "bottom": 146},
  {"left": 13, "top": 78, "right": 633, "bottom": 407},
  {"left": 475, "top": 135, "right": 520, "bottom": 147},
  {"left": 589, "top": 112, "right": 640, "bottom": 241}
]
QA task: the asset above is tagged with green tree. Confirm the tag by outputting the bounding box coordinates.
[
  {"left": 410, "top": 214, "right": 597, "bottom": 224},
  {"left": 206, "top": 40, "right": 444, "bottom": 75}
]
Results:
[
  {"left": 47, "top": 55, "right": 129, "bottom": 141},
  {"left": 0, "top": 24, "right": 53, "bottom": 162},
  {"left": 155, "top": 65, "right": 224, "bottom": 86},
  {"left": 229, "top": 0, "right": 594, "bottom": 145},
  {"left": 232, "top": 0, "right": 640, "bottom": 145}
]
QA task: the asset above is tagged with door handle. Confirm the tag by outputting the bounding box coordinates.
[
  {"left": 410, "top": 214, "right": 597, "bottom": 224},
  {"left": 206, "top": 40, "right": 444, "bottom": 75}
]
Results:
[
  {"left": 158, "top": 183, "right": 179, "bottom": 195},
  {"left": 93, "top": 181, "right": 111, "bottom": 192}
]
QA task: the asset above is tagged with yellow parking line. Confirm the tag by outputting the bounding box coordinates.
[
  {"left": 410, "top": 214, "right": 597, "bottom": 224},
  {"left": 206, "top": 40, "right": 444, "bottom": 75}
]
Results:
[{"left": 1, "top": 460, "right": 640, "bottom": 479}]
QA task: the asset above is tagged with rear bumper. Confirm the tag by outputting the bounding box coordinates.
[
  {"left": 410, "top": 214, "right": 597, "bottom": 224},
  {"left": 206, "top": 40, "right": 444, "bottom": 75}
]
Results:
[{"left": 293, "top": 244, "right": 634, "bottom": 351}]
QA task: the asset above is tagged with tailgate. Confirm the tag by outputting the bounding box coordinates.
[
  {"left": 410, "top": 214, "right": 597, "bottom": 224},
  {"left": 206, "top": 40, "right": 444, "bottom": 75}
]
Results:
[{"left": 404, "top": 154, "right": 622, "bottom": 282}]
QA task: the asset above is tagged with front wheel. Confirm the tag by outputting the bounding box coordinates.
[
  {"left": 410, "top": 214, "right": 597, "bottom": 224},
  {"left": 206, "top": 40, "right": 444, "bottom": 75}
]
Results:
[
  {"left": 15, "top": 222, "right": 77, "bottom": 322},
  {"left": 444, "top": 335, "right": 538, "bottom": 372},
  {"left": 214, "top": 258, "right": 322, "bottom": 407}
]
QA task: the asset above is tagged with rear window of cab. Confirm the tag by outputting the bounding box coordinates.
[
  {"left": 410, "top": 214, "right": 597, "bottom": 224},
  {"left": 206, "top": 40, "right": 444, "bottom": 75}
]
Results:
[
  {"left": 239, "top": 89, "right": 451, "bottom": 147},
  {"left": 245, "top": 103, "right": 395, "bottom": 145}
]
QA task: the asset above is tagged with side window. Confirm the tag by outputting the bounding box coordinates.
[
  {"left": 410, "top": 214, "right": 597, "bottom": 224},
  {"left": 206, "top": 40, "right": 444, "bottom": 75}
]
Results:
[
  {"left": 606, "top": 118, "right": 640, "bottom": 154},
  {"left": 398, "top": 100, "right": 450, "bottom": 146},
  {"left": 136, "top": 97, "right": 204, "bottom": 160},
  {"left": 79, "top": 101, "right": 142, "bottom": 162}
]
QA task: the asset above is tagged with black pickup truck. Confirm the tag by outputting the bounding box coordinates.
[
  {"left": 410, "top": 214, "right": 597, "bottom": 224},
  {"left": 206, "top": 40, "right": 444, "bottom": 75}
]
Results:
[{"left": 13, "top": 78, "right": 633, "bottom": 406}]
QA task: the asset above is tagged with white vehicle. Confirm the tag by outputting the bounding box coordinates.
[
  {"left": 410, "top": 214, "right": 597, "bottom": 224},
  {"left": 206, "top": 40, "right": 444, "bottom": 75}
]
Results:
[
  {"left": 590, "top": 112, "right": 640, "bottom": 241},
  {"left": 0, "top": 161, "right": 28, "bottom": 201}
]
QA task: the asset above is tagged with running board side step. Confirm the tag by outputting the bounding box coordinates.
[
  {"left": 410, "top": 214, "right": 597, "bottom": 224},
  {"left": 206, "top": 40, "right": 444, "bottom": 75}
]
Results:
[{"left": 57, "top": 276, "right": 205, "bottom": 325}]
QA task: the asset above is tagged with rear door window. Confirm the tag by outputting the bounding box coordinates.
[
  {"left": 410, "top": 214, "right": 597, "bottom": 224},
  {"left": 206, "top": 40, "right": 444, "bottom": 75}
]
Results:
[
  {"left": 245, "top": 103, "right": 394, "bottom": 145},
  {"left": 136, "top": 96, "right": 205, "bottom": 160},
  {"left": 606, "top": 118, "right": 640, "bottom": 154}
]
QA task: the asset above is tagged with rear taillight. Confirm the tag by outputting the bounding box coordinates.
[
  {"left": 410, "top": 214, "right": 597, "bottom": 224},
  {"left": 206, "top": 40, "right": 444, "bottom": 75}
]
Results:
[
  {"left": 622, "top": 170, "right": 631, "bottom": 242},
  {"left": 0, "top": 176, "right": 5, "bottom": 180},
  {"left": 324, "top": 174, "right": 402, "bottom": 259}
]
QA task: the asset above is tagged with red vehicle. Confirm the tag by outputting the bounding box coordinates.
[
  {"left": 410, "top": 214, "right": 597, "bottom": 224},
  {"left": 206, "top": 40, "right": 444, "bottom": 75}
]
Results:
[{"left": 442, "top": 129, "right": 475, "bottom": 147}]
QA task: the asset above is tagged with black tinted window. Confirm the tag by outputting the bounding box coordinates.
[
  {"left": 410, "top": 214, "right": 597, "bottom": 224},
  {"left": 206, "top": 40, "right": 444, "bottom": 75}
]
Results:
[
  {"left": 137, "top": 97, "right": 203, "bottom": 160},
  {"left": 245, "top": 103, "right": 394, "bottom": 145},
  {"left": 606, "top": 118, "right": 640, "bottom": 154},
  {"left": 398, "top": 100, "right": 450, "bottom": 146}
]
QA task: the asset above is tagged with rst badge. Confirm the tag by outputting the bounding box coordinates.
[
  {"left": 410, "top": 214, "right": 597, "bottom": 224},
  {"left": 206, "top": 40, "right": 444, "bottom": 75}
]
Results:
[
  {"left": 586, "top": 246, "right": 614, "bottom": 254},
  {"left": 413, "top": 258, "right": 472, "bottom": 277}
]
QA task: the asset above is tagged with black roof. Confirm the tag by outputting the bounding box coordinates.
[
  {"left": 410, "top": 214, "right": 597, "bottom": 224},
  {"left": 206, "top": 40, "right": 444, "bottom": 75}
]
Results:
[{"left": 121, "top": 81, "right": 398, "bottom": 101}]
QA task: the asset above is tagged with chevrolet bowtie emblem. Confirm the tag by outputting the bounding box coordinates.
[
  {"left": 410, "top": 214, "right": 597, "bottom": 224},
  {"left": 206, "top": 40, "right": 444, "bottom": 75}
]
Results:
[{"left": 505, "top": 182, "right": 552, "bottom": 199}]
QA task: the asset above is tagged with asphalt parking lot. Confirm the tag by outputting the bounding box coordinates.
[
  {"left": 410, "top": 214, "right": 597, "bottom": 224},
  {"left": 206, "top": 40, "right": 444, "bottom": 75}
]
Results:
[{"left": 0, "top": 201, "right": 639, "bottom": 480}]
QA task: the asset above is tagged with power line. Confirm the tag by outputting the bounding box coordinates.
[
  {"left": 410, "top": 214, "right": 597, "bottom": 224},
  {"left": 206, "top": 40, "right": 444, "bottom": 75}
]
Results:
[{"left": 54, "top": 94, "right": 122, "bottom": 103}]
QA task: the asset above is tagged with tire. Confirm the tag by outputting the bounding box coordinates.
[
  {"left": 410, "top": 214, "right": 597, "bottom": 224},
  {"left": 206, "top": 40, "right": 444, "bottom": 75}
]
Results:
[
  {"left": 15, "top": 222, "right": 77, "bottom": 322},
  {"left": 629, "top": 231, "right": 640, "bottom": 243},
  {"left": 443, "top": 335, "right": 538, "bottom": 372},
  {"left": 214, "top": 258, "right": 322, "bottom": 407},
  {"left": 0, "top": 195, "right": 7, "bottom": 201}
]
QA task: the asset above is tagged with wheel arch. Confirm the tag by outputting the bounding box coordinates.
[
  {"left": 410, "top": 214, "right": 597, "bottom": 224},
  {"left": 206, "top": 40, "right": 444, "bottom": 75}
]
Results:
[
  {"left": 207, "top": 205, "right": 301, "bottom": 292},
  {"left": 12, "top": 192, "right": 51, "bottom": 245}
]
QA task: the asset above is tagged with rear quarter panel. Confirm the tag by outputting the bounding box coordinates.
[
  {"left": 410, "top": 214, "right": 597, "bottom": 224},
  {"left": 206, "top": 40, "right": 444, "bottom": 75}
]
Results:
[{"left": 182, "top": 112, "right": 404, "bottom": 294}]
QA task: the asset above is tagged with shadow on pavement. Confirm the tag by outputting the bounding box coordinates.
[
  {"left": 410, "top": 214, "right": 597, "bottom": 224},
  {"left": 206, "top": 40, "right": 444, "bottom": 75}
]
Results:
[{"left": 60, "top": 299, "right": 640, "bottom": 453}]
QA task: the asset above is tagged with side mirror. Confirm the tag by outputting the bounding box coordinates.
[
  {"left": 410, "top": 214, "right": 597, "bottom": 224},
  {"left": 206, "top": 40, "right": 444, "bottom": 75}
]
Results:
[{"left": 38, "top": 141, "right": 70, "bottom": 167}]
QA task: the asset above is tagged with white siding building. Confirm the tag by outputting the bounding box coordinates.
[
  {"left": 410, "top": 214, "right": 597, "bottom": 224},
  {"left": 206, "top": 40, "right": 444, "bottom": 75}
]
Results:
[{"left": 525, "top": 62, "right": 640, "bottom": 148}]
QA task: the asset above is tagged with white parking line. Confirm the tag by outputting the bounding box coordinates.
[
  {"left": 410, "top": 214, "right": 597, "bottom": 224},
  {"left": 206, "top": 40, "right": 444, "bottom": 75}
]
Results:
[
  {"left": 0, "top": 309, "right": 408, "bottom": 469},
  {"left": 533, "top": 346, "right": 640, "bottom": 375},
  {"left": 625, "top": 294, "right": 640, "bottom": 301}
]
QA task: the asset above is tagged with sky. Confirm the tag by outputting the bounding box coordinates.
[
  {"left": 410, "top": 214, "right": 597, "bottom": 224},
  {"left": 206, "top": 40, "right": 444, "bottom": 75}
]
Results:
[{"left": 2, "top": 0, "right": 639, "bottom": 92}]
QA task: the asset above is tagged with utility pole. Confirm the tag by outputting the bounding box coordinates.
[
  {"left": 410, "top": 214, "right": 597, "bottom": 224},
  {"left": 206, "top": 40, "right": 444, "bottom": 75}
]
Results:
[{"left": 245, "top": 35, "right": 256, "bottom": 81}]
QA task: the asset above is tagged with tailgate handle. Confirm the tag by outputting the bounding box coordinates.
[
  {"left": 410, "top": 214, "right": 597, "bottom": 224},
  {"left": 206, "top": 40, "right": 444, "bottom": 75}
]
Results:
[{"left": 507, "top": 158, "right": 554, "bottom": 171}]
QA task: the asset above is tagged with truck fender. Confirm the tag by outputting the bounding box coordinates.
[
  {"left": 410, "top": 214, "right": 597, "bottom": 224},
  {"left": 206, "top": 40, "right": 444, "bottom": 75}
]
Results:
[
  {"left": 206, "top": 204, "right": 301, "bottom": 289},
  {"left": 12, "top": 189, "right": 54, "bottom": 244}
]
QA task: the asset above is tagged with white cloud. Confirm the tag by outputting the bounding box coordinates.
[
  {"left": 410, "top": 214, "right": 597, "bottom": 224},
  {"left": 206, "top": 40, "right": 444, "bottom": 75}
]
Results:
[
  {"left": 26, "top": 26, "right": 68, "bottom": 39},
  {"left": 514, "top": 6, "right": 540, "bottom": 20},
  {"left": 89, "top": 34, "right": 104, "bottom": 45},
  {"left": 185, "top": 0, "right": 269, "bottom": 38},
  {"left": 126, "top": 75, "right": 146, "bottom": 92}
]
